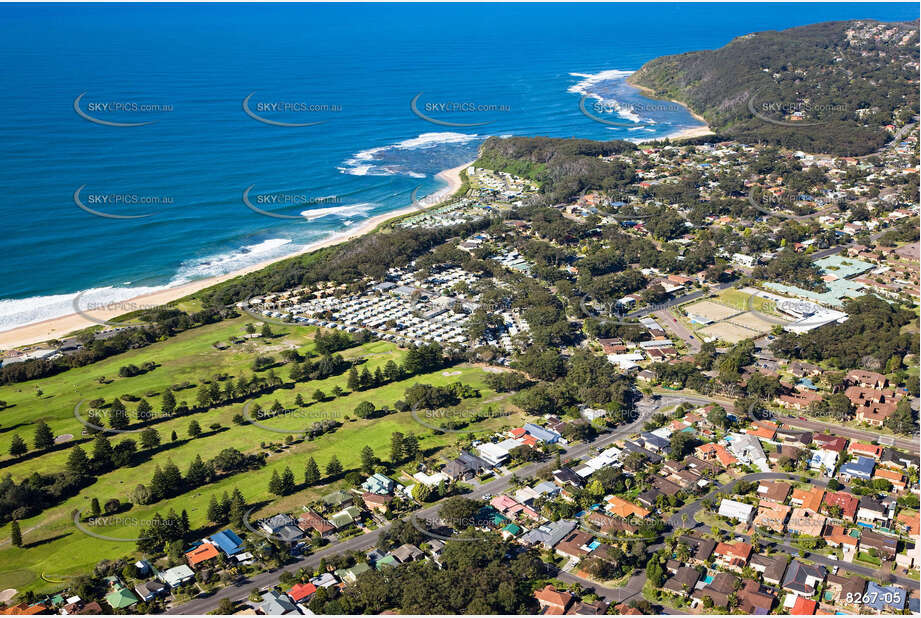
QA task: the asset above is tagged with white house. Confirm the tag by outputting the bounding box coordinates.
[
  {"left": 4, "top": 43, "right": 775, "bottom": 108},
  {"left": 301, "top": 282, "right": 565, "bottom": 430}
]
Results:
[{"left": 718, "top": 498, "right": 755, "bottom": 524}]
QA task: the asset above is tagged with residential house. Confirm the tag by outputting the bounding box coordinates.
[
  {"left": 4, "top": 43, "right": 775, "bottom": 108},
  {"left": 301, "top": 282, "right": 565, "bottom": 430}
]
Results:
[
  {"left": 287, "top": 582, "right": 316, "bottom": 605},
  {"left": 443, "top": 451, "right": 490, "bottom": 480},
  {"left": 749, "top": 553, "right": 787, "bottom": 585},
  {"left": 133, "top": 581, "right": 167, "bottom": 602},
  {"left": 158, "top": 565, "right": 195, "bottom": 588},
  {"left": 605, "top": 495, "right": 650, "bottom": 520},
  {"left": 258, "top": 590, "right": 298, "bottom": 615},
  {"left": 322, "top": 489, "right": 354, "bottom": 509},
  {"left": 857, "top": 496, "right": 889, "bottom": 528},
  {"left": 361, "top": 473, "right": 396, "bottom": 495},
  {"left": 695, "top": 443, "right": 737, "bottom": 467},
  {"left": 209, "top": 529, "right": 244, "bottom": 556},
  {"left": 864, "top": 581, "right": 906, "bottom": 613},
  {"left": 812, "top": 434, "right": 847, "bottom": 452},
  {"left": 847, "top": 442, "right": 883, "bottom": 460},
  {"left": 185, "top": 542, "right": 219, "bottom": 567},
  {"left": 787, "top": 508, "right": 826, "bottom": 538},
  {"left": 714, "top": 541, "right": 752, "bottom": 571},
  {"left": 718, "top": 498, "right": 755, "bottom": 524},
  {"left": 757, "top": 480, "right": 792, "bottom": 503},
  {"left": 298, "top": 510, "right": 335, "bottom": 536},
  {"left": 859, "top": 529, "right": 897, "bottom": 560},
  {"left": 555, "top": 530, "right": 595, "bottom": 560},
  {"left": 790, "top": 486, "right": 825, "bottom": 514},
  {"left": 754, "top": 502, "right": 790, "bottom": 533},
  {"left": 260, "top": 514, "right": 304, "bottom": 544},
  {"left": 391, "top": 543, "right": 425, "bottom": 563},
  {"left": 533, "top": 585, "right": 573, "bottom": 614},
  {"left": 822, "top": 491, "right": 859, "bottom": 521},
  {"left": 678, "top": 534, "right": 716, "bottom": 565},
  {"left": 839, "top": 456, "right": 875, "bottom": 481},
  {"left": 663, "top": 567, "right": 700, "bottom": 598},
  {"left": 518, "top": 519, "right": 576, "bottom": 550},
  {"left": 104, "top": 584, "right": 138, "bottom": 610},
  {"left": 824, "top": 573, "right": 866, "bottom": 608},
  {"left": 692, "top": 571, "right": 738, "bottom": 609},
  {"left": 782, "top": 560, "right": 826, "bottom": 595},
  {"left": 362, "top": 492, "right": 393, "bottom": 513}
]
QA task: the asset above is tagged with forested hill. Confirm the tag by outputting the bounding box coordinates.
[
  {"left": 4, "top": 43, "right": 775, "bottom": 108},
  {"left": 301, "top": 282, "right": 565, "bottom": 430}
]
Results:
[{"left": 631, "top": 19, "right": 919, "bottom": 155}]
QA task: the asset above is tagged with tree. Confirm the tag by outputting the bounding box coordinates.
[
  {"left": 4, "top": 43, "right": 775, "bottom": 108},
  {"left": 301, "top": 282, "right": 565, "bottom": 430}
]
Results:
[
  {"left": 403, "top": 433, "right": 419, "bottom": 460},
  {"left": 312, "top": 389, "right": 325, "bottom": 403},
  {"left": 188, "top": 420, "right": 202, "bottom": 438},
  {"left": 281, "top": 467, "right": 296, "bottom": 495},
  {"left": 360, "top": 446, "right": 375, "bottom": 475},
  {"left": 669, "top": 432, "right": 697, "bottom": 459},
  {"left": 304, "top": 457, "right": 321, "bottom": 486},
  {"left": 10, "top": 520, "right": 21, "bottom": 548},
  {"left": 9, "top": 434, "right": 27, "bottom": 457},
  {"left": 268, "top": 470, "right": 284, "bottom": 495},
  {"left": 228, "top": 489, "right": 247, "bottom": 528},
  {"left": 347, "top": 367, "right": 360, "bottom": 392},
  {"left": 92, "top": 434, "right": 114, "bottom": 471},
  {"left": 161, "top": 390, "right": 176, "bottom": 416},
  {"left": 353, "top": 401, "right": 376, "bottom": 419},
  {"left": 140, "top": 428, "right": 161, "bottom": 450},
  {"left": 91, "top": 497, "right": 101, "bottom": 518},
  {"left": 33, "top": 421, "right": 54, "bottom": 450},
  {"left": 261, "top": 323, "right": 273, "bottom": 338},
  {"left": 885, "top": 398, "right": 916, "bottom": 435},
  {"left": 207, "top": 495, "right": 225, "bottom": 524},
  {"left": 136, "top": 398, "right": 152, "bottom": 420},
  {"left": 326, "top": 455, "right": 343, "bottom": 476},
  {"left": 390, "top": 432, "right": 404, "bottom": 463},
  {"left": 108, "top": 398, "right": 129, "bottom": 430},
  {"left": 186, "top": 455, "right": 210, "bottom": 488},
  {"left": 66, "top": 445, "right": 91, "bottom": 477}
]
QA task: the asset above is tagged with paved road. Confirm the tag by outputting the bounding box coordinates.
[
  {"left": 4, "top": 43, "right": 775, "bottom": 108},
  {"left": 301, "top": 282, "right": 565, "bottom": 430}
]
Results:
[
  {"left": 773, "top": 414, "right": 919, "bottom": 454},
  {"left": 654, "top": 308, "right": 701, "bottom": 354},
  {"left": 556, "top": 570, "right": 646, "bottom": 606},
  {"left": 670, "top": 471, "right": 920, "bottom": 592},
  {"left": 169, "top": 396, "right": 673, "bottom": 614}
]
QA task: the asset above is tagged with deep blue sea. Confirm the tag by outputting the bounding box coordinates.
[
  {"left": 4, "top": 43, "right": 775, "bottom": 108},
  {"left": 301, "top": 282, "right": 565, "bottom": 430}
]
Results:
[{"left": 0, "top": 3, "right": 916, "bottom": 332}]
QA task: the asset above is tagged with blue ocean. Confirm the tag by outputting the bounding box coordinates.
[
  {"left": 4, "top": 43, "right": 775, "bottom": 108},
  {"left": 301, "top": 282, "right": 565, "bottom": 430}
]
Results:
[{"left": 0, "top": 3, "right": 915, "bottom": 332}]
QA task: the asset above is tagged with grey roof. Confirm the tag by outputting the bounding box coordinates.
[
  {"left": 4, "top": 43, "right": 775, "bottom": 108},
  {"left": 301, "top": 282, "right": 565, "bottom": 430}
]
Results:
[
  {"left": 782, "top": 560, "right": 827, "bottom": 594},
  {"left": 519, "top": 519, "right": 576, "bottom": 549}
]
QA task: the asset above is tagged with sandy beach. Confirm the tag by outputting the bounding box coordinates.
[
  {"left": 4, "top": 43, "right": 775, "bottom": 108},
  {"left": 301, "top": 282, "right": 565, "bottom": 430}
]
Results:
[
  {"left": 0, "top": 161, "right": 471, "bottom": 351},
  {"left": 627, "top": 79, "right": 715, "bottom": 142}
]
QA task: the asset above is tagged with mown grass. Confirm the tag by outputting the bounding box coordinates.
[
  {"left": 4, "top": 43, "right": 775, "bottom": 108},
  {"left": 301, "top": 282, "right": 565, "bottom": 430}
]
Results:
[{"left": 0, "top": 317, "right": 524, "bottom": 591}]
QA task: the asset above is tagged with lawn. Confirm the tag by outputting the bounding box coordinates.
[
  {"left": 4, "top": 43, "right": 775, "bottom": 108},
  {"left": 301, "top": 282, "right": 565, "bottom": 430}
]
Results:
[
  {"left": 0, "top": 317, "right": 525, "bottom": 592},
  {"left": 716, "top": 289, "right": 777, "bottom": 315}
]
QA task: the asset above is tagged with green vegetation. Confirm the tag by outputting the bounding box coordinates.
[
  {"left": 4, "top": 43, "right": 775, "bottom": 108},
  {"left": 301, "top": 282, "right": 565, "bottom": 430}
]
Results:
[{"left": 632, "top": 19, "right": 919, "bottom": 155}]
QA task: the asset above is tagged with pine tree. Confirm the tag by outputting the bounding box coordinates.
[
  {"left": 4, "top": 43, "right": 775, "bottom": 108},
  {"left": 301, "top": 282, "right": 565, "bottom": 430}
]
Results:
[
  {"left": 207, "top": 495, "right": 224, "bottom": 524},
  {"left": 33, "top": 421, "right": 54, "bottom": 450},
  {"left": 136, "top": 398, "right": 153, "bottom": 421},
  {"left": 359, "top": 367, "right": 373, "bottom": 389},
  {"left": 390, "top": 432, "right": 404, "bottom": 463},
  {"left": 295, "top": 394, "right": 305, "bottom": 407},
  {"left": 161, "top": 390, "right": 176, "bottom": 415},
  {"left": 162, "top": 460, "right": 183, "bottom": 495},
  {"left": 140, "top": 428, "right": 161, "bottom": 450},
  {"left": 186, "top": 454, "right": 209, "bottom": 488},
  {"left": 108, "top": 398, "right": 129, "bottom": 430},
  {"left": 91, "top": 497, "right": 101, "bottom": 518},
  {"left": 188, "top": 420, "right": 202, "bottom": 438},
  {"left": 10, "top": 520, "right": 21, "bottom": 548},
  {"left": 228, "top": 489, "right": 246, "bottom": 528},
  {"left": 170, "top": 430, "right": 178, "bottom": 441},
  {"left": 360, "top": 446, "right": 375, "bottom": 475},
  {"left": 373, "top": 367, "right": 384, "bottom": 387},
  {"left": 268, "top": 470, "right": 283, "bottom": 495},
  {"left": 281, "top": 467, "right": 296, "bottom": 495},
  {"left": 347, "top": 367, "right": 360, "bottom": 391},
  {"left": 261, "top": 323, "right": 273, "bottom": 338},
  {"left": 403, "top": 433, "right": 419, "bottom": 460},
  {"left": 92, "top": 434, "right": 114, "bottom": 472},
  {"left": 66, "top": 445, "right": 91, "bottom": 477},
  {"left": 180, "top": 509, "right": 190, "bottom": 537},
  {"left": 304, "top": 457, "right": 320, "bottom": 486},
  {"left": 9, "top": 434, "right": 27, "bottom": 457},
  {"left": 150, "top": 465, "right": 168, "bottom": 501},
  {"left": 326, "top": 455, "right": 343, "bottom": 476}
]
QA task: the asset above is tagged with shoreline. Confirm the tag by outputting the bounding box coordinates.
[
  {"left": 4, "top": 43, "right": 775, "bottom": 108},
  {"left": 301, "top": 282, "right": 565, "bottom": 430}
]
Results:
[
  {"left": 0, "top": 161, "right": 472, "bottom": 351},
  {"left": 627, "top": 77, "right": 715, "bottom": 142}
]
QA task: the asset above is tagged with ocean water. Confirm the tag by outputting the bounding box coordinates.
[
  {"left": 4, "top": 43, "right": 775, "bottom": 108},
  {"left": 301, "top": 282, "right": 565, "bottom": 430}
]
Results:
[{"left": 0, "top": 3, "right": 916, "bottom": 332}]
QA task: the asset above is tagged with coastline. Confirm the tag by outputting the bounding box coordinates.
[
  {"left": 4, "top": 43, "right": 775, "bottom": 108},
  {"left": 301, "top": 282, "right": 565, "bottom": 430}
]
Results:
[
  {"left": 0, "top": 161, "right": 472, "bottom": 351},
  {"left": 627, "top": 78, "right": 715, "bottom": 142}
]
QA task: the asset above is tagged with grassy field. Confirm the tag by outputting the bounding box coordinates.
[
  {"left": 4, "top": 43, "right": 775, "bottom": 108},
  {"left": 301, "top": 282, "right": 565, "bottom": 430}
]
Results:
[
  {"left": 0, "top": 317, "right": 524, "bottom": 592},
  {"left": 716, "top": 289, "right": 777, "bottom": 315}
]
